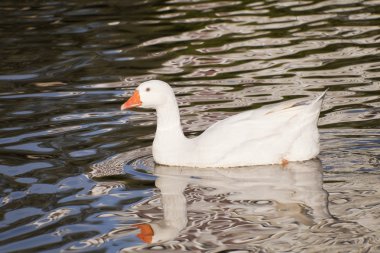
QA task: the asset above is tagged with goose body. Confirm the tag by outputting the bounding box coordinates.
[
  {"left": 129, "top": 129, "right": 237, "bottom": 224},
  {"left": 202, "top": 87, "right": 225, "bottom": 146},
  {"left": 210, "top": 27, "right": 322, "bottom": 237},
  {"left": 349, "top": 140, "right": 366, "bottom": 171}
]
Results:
[{"left": 121, "top": 80, "right": 326, "bottom": 168}]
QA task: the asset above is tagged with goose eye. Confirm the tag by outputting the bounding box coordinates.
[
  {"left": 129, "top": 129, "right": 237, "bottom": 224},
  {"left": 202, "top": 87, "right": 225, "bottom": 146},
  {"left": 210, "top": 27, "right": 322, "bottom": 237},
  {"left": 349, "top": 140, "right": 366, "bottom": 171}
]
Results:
[{"left": 146, "top": 87, "right": 150, "bottom": 92}]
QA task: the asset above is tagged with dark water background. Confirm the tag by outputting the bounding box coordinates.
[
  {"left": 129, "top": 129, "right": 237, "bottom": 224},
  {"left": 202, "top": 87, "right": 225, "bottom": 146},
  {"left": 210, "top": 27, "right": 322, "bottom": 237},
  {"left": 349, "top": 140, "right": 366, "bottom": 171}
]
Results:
[{"left": 0, "top": 0, "right": 379, "bottom": 252}]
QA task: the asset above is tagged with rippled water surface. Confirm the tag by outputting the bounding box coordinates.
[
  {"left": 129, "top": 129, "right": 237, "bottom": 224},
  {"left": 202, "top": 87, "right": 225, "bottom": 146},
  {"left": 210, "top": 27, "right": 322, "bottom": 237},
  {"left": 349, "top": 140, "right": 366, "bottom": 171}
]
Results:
[{"left": 1, "top": 0, "right": 380, "bottom": 252}]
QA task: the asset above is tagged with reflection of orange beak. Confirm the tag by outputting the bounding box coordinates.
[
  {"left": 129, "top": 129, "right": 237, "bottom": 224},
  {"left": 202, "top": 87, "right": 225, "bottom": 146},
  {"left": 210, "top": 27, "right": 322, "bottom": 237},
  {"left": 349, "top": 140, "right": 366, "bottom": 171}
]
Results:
[
  {"left": 134, "top": 224, "right": 154, "bottom": 243},
  {"left": 121, "top": 90, "right": 142, "bottom": 110}
]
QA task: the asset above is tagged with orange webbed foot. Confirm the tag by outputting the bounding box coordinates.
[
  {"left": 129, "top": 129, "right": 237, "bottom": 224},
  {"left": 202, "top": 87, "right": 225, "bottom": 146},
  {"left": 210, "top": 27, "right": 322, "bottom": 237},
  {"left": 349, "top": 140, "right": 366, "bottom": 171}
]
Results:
[{"left": 281, "top": 159, "right": 289, "bottom": 168}]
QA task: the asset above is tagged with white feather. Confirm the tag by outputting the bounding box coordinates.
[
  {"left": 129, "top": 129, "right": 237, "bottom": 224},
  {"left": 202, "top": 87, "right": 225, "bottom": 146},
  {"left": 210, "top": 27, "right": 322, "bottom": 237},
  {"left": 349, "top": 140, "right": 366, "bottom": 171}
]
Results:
[{"left": 126, "top": 80, "right": 326, "bottom": 168}]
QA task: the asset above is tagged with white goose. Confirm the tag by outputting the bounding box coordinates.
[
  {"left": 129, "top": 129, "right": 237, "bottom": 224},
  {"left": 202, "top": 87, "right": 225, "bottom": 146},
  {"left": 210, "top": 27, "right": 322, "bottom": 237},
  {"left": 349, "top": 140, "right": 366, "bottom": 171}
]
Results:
[{"left": 121, "top": 80, "right": 326, "bottom": 168}]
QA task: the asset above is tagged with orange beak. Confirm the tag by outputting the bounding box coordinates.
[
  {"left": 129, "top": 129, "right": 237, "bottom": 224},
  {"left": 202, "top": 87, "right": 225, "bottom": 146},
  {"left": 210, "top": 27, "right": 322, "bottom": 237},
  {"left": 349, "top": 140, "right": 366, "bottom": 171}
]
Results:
[
  {"left": 134, "top": 224, "right": 154, "bottom": 243},
  {"left": 121, "top": 90, "right": 142, "bottom": 110}
]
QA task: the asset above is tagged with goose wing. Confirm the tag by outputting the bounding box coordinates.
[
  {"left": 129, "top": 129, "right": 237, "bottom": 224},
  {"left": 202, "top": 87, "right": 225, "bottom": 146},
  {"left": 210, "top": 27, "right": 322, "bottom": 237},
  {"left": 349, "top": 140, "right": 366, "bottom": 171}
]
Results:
[{"left": 195, "top": 92, "right": 326, "bottom": 163}]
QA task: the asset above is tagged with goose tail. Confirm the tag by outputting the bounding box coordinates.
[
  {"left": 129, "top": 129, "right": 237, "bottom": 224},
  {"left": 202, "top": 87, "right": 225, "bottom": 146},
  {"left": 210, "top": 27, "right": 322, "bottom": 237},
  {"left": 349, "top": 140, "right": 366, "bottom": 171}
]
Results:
[{"left": 311, "top": 89, "right": 328, "bottom": 106}]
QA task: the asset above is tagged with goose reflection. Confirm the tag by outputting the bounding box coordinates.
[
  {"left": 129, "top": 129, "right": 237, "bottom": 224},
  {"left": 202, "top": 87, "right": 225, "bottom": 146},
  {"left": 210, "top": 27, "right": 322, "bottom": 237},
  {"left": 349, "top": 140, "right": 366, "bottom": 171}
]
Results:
[{"left": 134, "top": 159, "right": 331, "bottom": 244}]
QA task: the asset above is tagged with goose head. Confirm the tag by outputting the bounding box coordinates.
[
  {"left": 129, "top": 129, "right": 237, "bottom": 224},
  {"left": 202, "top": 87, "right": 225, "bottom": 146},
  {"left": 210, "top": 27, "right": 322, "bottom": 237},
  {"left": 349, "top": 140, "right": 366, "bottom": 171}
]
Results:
[{"left": 121, "top": 80, "right": 174, "bottom": 110}]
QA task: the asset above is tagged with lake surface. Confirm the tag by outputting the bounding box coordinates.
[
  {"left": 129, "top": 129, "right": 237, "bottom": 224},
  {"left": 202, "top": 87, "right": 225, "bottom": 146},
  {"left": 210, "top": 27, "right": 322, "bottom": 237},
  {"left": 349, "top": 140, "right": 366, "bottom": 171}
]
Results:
[{"left": 0, "top": 0, "right": 379, "bottom": 252}]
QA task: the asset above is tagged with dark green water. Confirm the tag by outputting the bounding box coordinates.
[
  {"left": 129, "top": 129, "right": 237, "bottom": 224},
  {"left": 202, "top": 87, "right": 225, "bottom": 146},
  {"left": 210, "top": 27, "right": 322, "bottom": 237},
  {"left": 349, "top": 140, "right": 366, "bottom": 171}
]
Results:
[{"left": 0, "top": 0, "right": 379, "bottom": 252}]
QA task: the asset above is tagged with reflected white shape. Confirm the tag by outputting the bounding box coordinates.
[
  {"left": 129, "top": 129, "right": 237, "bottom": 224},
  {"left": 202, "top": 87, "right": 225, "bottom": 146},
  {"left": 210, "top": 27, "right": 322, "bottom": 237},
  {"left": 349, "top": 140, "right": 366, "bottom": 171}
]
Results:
[{"left": 135, "top": 159, "right": 330, "bottom": 243}]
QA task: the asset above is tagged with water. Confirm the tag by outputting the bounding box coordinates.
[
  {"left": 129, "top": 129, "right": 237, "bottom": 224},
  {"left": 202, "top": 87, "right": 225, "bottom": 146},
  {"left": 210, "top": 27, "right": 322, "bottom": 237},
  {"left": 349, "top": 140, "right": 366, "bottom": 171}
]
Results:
[{"left": 0, "top": 0, "right": 379, "bottom": 252}]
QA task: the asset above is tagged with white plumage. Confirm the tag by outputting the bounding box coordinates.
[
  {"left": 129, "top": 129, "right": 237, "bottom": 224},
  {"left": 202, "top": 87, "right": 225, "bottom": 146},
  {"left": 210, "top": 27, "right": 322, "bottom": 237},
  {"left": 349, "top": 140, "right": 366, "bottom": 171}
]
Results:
[{"left": 121, "top": 80, "right": 326, "bottom": 168}]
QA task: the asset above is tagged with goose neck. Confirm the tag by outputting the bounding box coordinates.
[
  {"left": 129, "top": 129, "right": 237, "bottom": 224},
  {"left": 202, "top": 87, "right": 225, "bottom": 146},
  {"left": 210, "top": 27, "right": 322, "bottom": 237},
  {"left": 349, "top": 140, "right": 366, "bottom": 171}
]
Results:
[{"left": 156, "top": 100, "right": 183, "bottom": 133}]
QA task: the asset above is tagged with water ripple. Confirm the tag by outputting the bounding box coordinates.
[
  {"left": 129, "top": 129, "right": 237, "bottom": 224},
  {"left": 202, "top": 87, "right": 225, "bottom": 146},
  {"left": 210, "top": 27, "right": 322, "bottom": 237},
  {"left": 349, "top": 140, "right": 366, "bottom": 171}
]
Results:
[{"left": 0, "top": 0, "right": 379, "bottom": 252}]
